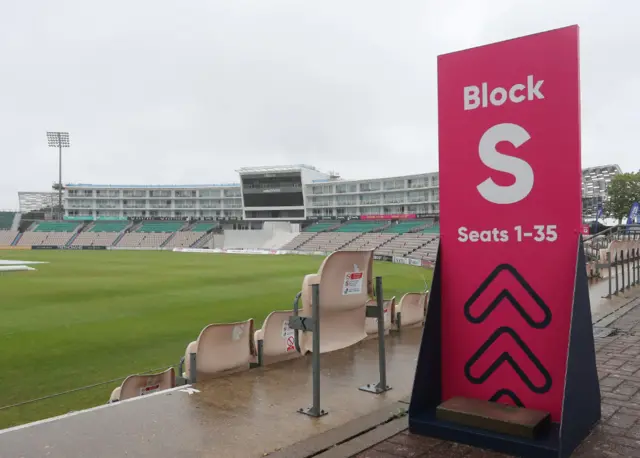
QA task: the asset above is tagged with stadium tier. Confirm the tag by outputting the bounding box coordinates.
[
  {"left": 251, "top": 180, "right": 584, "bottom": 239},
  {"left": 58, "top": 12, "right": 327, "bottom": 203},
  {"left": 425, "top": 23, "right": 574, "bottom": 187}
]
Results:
[
  {"left": 33, "top": 221, "right": 79, "bottom": 232},
  {"left": 1, "top": 215, "right": 440, "bottom": 262},
  {"left": 89, "top": 221, "right": 129, "bottom": 232},
  {"left": 63, "top": 166, "right": 439, "bottom": 221},
  {"left": 383, "top": 219, "right": 431, "bottom": 233},
  {"left": 190, "top": 222, "right": 217, "bottom": 232},
  {"left": 0, "top": 230, "right": 18, "bottom": 245},
  {"left": 60, "top": 164, "right": 616, "bottom": 225},
  {"left": 0, "top": 211, "right": 15, "bottom": 230},
  {"left": 421, "top": 222, "right": 439, "bottom": 233},
  {"left": 276, "top": 220, "right": 440, "bottom": 262},
  {"left": 334, "top": 221, "right": 386, "bottom": 232},
  {"left": 303, "top": 221, "right": 339, "bottom": 232},
  {"left": 136, "top": 221, "right": 185, "bottom": 232}
]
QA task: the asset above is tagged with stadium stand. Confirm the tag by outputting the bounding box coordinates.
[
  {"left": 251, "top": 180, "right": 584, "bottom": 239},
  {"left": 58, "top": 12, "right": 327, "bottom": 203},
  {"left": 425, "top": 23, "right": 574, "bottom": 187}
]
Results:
[
  {"left": 109, "top": 368, "right": 176, "bottom": 403},
  {"left": 334, "top": 221, "right": 386, "bottom": 232},
  {"left": 0, "top": 230, "right": 18, "bottom": 246},
  {"left": 374, "top": 233, "right": 437, "bottom": 258},
  {"left": 421, "top": 222, "right": 440, "bottom": 233},
  {"left": 192, "top": 232, "right": 215, "bottom": 249},
  {"left": 117, "top": 232, "right": 173, "bottom": 248},
  {"left": 341, "top": 232, "right": 397, "bottom": 252},
  {"left": 16, "top": 221, "right": 82, "bottom": 247},
  {"left": 189, "top": 222, "right": 217, "bottom": 232},
  {"left": 253, "top": 310, "right": 303, "bottom": 366},
  {"left": 0, "top": 211, "right": 15, "bottom": 230},
  {"left": 68, "top": 220, "right": 131, "bottom": 247},
  {"left": 279, "top": 232, "right": 316, "bottom": 250},
  {"left": 89, "top": 221, "right": 129, "bottom": 232},
  {"left": 163, "top": 230, "right": 210, "bottom": 249},
  {"left": 382, "top": 219, "right": 431, "bottom": 233},
  {"left": 297, "top": 250, "right": 373, "bottom": 354},
  {"left": 5, "top": 216, "right": 441, "bottom": 258},
  {"left": 136, "top": 221, "right": 185, "bottom": 233},
  {"left": 296, "top": 231, "right": 360, "bottom": 252},
  {"left": 33, "top": 221, "right": 80, "bottom": 232},
  {"left": 182, "top": 319, "right": 256, "bottom": 382},
  {"left": 71, "top": 231, "right": 122, "bottom": 247},
  {"left": 408, "top": 235, "right": 439, "bottom": 261},
  {"left": 303, "top": 221, "right": 341, "bottom": 232},
  {"left": 112, "top": 220, "right": 186, "bottom": 248}
]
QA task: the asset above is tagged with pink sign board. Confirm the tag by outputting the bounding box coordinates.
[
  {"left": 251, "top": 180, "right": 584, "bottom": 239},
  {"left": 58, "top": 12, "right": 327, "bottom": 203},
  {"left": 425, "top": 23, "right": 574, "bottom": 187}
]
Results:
[{"left": 438, "top": 25, "right": 581, "bottom": 421}]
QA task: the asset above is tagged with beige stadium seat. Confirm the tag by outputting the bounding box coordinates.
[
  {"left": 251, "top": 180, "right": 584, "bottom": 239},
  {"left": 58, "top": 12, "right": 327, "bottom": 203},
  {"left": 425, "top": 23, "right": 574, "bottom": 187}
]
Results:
[
  {"left": 254, "top": 310, "right": 303, "bottom": 366},
  {"left": 109, "top": 367, "right": 175, "bottom": 403},
  {"left": 395, "top": 292, "right": 428, "bottom": 329},
  {"left": 364, "top": 297, "right": 396, "bottom": 338},
  {"left": 297, "top": 250, "right": 374, "bottom": 354},
  {"left": 182, "top": 319, "right": 256, "bottom": 382}
]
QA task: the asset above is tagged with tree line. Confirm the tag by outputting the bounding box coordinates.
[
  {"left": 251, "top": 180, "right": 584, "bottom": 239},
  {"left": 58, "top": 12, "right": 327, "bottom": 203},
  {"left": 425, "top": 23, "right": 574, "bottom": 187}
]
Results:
[{"left": 606, "top": 172, "right": 640, "bottom": 222}]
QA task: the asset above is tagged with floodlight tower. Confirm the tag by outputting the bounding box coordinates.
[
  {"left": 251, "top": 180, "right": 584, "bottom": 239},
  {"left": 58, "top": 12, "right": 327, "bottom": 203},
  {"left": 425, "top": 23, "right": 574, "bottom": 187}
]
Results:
[{"left": 46, "top": 131, "right": 70, "bottom": 219}]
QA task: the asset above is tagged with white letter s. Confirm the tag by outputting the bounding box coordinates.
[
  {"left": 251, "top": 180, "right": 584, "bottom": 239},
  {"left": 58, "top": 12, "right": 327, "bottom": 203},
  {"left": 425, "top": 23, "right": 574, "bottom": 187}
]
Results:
[{"left": 476, "top": 123, "right": 533, "bottom": 205}]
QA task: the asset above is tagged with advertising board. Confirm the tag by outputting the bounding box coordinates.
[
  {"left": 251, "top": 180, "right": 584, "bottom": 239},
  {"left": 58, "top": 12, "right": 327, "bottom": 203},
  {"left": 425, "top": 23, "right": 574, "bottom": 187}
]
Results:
[{"left": 360, "top": 214, "right": 416, "bottom": 221}]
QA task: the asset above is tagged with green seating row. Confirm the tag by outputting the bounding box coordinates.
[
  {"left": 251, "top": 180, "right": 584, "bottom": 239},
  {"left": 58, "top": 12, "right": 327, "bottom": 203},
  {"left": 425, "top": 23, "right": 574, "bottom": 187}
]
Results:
[
  {"left": 383, "top": 221, "right": 427, "bottom": 234},
  {"left": 34, "top": 222, "right": 79, "bottom": 232},
  {"left": 304, "top": 222, "right": 337, "bottom": 232},
  {"left": 136, "top": 221, "right": 184, "bottom": 233},
  {"left": 0, "top": 211, "right": 14, "bottom": 230},
  {"left": 334, "top": 221, "right": 385, "bottom": 233},
  {"left": 422, "top": 223, "right": 440, "bottom": 234},
  {"left": 191, "top": 222, "right": 216, "bottom": 232},
  {"left": 90, "top": 222, "right": 129, "bottom": 232}
]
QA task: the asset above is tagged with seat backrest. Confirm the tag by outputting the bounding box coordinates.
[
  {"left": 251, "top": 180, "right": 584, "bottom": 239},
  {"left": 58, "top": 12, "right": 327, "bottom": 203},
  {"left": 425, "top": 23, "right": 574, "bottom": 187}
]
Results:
[
  {"left": 187, "top": 319, "right": 256, "bottom": 380},
  {"left": 118, "top": 367, "right": 175, "bottom": 401},
  {"left": 396, "top": 292, "right": 427, "bottom": 328},
  {"left": 254, "top": 310, "right": 302, "bottom": 364},
  {"left": 365, "top": 297, "right": 396, "bottom": 335},
  {"left": 299, "top": 250, "right": 374, "bottom": 354}
]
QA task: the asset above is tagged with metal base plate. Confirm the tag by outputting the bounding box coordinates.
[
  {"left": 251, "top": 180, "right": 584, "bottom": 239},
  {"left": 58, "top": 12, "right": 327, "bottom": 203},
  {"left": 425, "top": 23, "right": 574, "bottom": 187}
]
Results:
[
  {"left": 297, "top": 406, "right": 328, "bottom": 417},
  {"left": 359, "top": 383, "right": 392, "bottom": 394}
]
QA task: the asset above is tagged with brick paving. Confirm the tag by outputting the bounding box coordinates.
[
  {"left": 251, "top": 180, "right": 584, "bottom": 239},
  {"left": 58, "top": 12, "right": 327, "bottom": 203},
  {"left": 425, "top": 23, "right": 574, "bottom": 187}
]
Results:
[{"left": 353, "top": 298, "right": 640, "bottom": 457}]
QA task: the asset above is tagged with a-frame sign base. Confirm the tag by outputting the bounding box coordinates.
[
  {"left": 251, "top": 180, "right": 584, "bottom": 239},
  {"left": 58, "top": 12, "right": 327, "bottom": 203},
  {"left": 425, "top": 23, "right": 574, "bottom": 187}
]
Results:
[{"left": 408, "top": 237, "right": 601, "bottom": 458}]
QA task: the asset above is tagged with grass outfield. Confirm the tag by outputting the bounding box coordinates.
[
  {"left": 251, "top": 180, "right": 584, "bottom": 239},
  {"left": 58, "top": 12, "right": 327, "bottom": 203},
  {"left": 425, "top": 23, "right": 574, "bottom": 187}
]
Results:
[{"left": 0, "top": 250, "right": 431, "bottom": 429}]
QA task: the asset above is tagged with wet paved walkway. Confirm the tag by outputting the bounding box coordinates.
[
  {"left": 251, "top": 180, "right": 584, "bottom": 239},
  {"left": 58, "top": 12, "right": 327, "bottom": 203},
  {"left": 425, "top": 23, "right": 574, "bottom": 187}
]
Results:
[{"left": 351, "top": 291, "right": 640, "bottom": 458}]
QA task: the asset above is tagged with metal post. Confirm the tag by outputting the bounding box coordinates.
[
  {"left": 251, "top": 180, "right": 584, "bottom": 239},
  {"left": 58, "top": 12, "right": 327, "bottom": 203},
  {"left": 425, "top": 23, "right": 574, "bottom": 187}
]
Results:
[
  {"left": 360, "top": 276, "right": 392, "bottom": 394},
  {"left": 628, "top": 250, "right": 632, "bottom": 290},
  {"left": 297, "top": 283, "right": 327, "bottom": 417},
  {"left": 47, "top": 131, "right": 69, "bottom": 219},
  {"left": 622, "top": 251, "right": 626, "bottom": 291},
  {"left": 633, "top": 249, "right": 637, "bottom": 286},
  {"left": 607, "top": 251, "right": 612, "bottom": 298},
  {"left": 58, "top": 133, "right": 62, "bottom": 218},
  {"left": 615, "top": 253, "right": 619, "bottom": 295}
]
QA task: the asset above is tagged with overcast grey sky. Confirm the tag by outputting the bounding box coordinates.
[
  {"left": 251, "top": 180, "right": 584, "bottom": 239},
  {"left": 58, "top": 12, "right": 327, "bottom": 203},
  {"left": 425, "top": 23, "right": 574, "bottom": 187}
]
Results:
[{"left": 0, "top": 0, "right": 637, "bottom": 208}]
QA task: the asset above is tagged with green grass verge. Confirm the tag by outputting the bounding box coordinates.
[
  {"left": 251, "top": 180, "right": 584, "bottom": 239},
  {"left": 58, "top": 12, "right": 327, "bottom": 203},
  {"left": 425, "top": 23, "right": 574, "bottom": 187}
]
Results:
[{"left": 0, "top": 250, "right": 431, "bottom": 429}]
